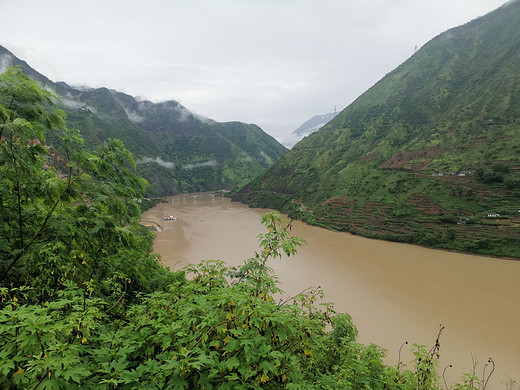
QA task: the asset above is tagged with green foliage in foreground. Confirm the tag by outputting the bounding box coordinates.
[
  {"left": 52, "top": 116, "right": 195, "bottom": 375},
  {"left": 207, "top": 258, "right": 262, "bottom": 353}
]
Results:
[
  {"left": 0, "top": 66, "right": 173, "bottom": 304},
  {"left": 0, "top": 215, "right": 495, "bottom": 390},
  {"left": 0, "top": 67, "right": 496, "bottom": 389}
]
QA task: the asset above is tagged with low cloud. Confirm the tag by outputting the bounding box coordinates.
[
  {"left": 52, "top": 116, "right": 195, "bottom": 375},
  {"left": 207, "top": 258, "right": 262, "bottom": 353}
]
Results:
[
  {"left": 0, "top": 53, "right": 13, "bottom": 73},
  {"left": 280, "top": 133, "right": 301, "bottom": 149},
  {"left": 193, "top": 113, "right": 213, "bottom": 124},
  {"left": 170, "top": 103, "right": 193, "bottom": 123},
  {"left": 60, "top": 93, "right": 97, "bottom": 113},
  {"left": 136, "top": 156, "right": 175, "bottom": 169},
  {"left": 259, "top": 150, "right": 274, "bottom": 165},
  {"left": 135, "top": 157, "right": 217, "bottom": 170},
  {"left": 183, "top": 159, "right": 217, "bottom": 170},
  {"left": 123, "top": 108, "right": 145, "bottom": 123}
]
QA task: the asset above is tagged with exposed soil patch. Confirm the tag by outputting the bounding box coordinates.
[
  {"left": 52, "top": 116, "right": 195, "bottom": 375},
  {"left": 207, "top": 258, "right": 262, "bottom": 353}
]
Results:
[
  {"left": 406, "top": 193, "right": 444, "bottom": 215},
  {"left": 357, "top": 150, "right": 381, "bottom": 163},
  {"left": 379, "top": 147, "right": 445, "bottom": 171}
]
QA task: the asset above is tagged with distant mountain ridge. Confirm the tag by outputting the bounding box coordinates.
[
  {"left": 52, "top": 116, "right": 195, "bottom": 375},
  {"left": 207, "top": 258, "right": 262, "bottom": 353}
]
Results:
[
  {"left": 282, "top": 112, "right": 338, "bottom": 148},
  {"left": 0, "top": 45, "right": 287, "bottom": 195},
  {"left": 234, "top": 1, "right": 520, "bottom": 258}
]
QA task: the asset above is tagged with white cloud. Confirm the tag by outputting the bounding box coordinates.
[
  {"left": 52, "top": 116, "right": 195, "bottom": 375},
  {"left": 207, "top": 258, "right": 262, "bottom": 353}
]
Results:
[
  {"left": 126, "top": 111, "right": 145, "bottom": 124},
  {"left": 136, "top": 156, "right": 175, "bottom": 169},
  {"left": 59, "top": 93, "right": 97, "bottom": 114},
  {"left": 183, "top": 160, "right": 217, "bottom": 170},
  {"left": 0, "top": 0, "right": 508, "bottom": 141},
  {"left": 0, "top": 53, "right": 13, "bottom": 73}
]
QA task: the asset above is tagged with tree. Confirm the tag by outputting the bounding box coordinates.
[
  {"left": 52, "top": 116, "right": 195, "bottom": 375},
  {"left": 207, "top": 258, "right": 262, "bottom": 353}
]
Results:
[{"left": 0, "top": 66, "right": 171, "bottom": 304}]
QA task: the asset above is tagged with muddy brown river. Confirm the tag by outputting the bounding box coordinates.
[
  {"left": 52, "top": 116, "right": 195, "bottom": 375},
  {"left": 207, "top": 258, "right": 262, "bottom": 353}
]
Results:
[{"left": 142, "top": 193, "right": 520, "bottom": 388}]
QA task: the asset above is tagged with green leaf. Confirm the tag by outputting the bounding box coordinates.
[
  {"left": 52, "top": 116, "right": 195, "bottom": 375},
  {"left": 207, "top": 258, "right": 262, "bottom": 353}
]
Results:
[
  {"left": 61, "top": 365, "right": 91, "bottom": 383},
  {"left": 225, "top": 356, "right": 240, "bottom": 371}
]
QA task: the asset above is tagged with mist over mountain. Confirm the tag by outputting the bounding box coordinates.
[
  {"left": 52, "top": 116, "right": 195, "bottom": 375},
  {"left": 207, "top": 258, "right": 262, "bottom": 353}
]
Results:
[
  {"left": 282, "top": 112, "right": 338, "bottom": 148},
  {"left": 0, "top": 45, "right": 287, "bottom": 196},
  {"left": 234, "top": 1, "right": 520, "bottom": 258}
]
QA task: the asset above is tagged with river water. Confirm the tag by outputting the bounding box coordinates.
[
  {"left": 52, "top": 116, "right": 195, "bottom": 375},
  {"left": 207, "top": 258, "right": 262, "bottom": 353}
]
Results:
[{"left": 142, "top": 193, "right": 520, "bottom": 388}]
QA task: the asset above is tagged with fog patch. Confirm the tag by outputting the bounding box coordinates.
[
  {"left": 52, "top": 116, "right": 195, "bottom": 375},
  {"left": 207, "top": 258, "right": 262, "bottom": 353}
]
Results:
[
  {"left": 136, "top": 156, "right": 175, "bottom": 169},
  {"left": 128, "top": 111, "right": 145, "bottom": 123},
  {"left": 280, "top": 133, "right": 300, "bottom": 149},
  {"left": 174, "top": 104, "right": 192, "bottom": 122},
  {"left": 70, "top": 85, "right": 95, "bottom": 92},
  {"left": 193, "top": 113, "right": 214, "bottom": 124},
  {"left": 60, "top": 96, "right": 97, "bottom": 114},
  {"left": 438, "top": 30, "right": 455, "bottom": 42},
  {"left": 183, "top": 159, "right": 217, "bottom": 170},
  {"left": 164, "top": 102, "right": 214, "bottom": 124},
  {"left": 121, "top": 107, "right": 145, "bottom": 123},
  {"left": 0, "top": 53, "right": 13, "bottom": 73},
  {"left": 259, "top": 150, "right": 274, "bottom": 165},
  {"left": 281, "top": 129, "right": 320, "bottom": 148}
]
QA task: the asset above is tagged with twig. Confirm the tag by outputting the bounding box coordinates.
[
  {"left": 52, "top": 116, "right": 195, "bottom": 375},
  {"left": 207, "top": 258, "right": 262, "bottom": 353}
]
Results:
[
  {"left": 482, "top": 358, "right": 495, "bottom": 390},
  {"left": 104, "top": 279, "right": 128, "bottom": 314},
  {"left": 397, "top": 341, "right": 409, "bottom": 373},
  {"left": 442, "top": 364, "right": 453, "bottom": 390},
  {"left": 278, "top": 286, "right": 316, "bottom": 306}
]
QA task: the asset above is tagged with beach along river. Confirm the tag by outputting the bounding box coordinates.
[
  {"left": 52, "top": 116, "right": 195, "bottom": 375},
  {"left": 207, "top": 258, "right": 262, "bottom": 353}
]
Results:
[{"left": 142, "top": 192, "right": 520, "bottom": 388}]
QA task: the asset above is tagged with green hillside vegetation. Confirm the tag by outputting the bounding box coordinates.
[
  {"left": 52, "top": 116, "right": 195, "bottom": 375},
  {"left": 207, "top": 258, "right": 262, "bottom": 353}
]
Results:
[
  {"left": 234, "top": 1, "right": 520, "bottom": 259},
  {"left": 1, "top": 67, "right": 500, "bottom": 389},
  {"left": 0, "top": 45, "right": 287, "bottom": 196}
]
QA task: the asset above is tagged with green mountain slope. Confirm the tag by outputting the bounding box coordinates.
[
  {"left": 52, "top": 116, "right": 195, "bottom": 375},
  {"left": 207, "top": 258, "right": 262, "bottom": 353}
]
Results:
[
  {"left": 234, "top": 1, "right": 520, "bottom": 258},
  {"left": 0, "top": 46, "right": 287, "bottom": 196}
]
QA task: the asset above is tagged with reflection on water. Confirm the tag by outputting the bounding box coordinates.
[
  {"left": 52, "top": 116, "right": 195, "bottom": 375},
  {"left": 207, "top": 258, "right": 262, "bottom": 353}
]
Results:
[{"left": 142, "top": 193, "right": 520, "bottom": 388}]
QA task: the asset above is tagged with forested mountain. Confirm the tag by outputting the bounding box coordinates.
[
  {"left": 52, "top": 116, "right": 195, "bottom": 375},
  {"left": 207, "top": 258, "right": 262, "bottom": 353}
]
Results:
[
  {"left": 234, "top": 1, "right": 520, "bottom": 258},
  {"left": 0, "top": 45, "right": 287, "bottom": 195}
]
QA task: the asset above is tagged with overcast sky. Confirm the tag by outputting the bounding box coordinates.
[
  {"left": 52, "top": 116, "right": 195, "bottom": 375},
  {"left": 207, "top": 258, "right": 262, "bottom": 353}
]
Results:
[{"left": 0, "top": 0, "right": 509, "bottom": 142}]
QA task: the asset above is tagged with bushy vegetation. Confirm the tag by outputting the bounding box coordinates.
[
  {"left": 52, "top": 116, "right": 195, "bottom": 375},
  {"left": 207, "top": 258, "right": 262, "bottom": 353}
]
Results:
[{"left": 1, "top": 67, "right": 498, "bottom": 388}]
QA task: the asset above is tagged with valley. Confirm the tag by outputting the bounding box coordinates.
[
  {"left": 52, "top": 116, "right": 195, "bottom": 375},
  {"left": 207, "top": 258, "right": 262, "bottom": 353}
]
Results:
[{"left": 2, "top": 1, "right": 519, "bottom": 388}]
